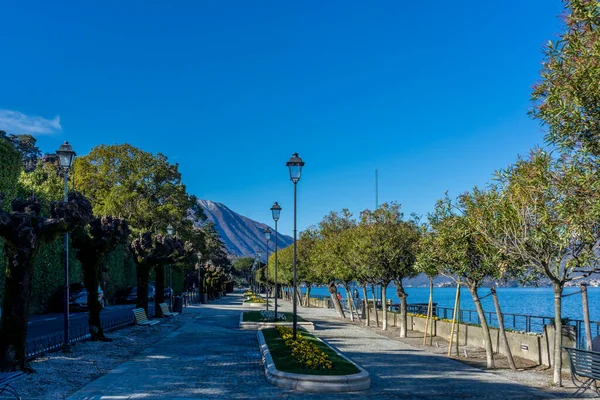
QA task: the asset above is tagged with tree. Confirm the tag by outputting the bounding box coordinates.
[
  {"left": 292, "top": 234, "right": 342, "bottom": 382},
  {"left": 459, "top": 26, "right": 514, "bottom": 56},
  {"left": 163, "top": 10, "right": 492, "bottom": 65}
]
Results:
[
  {"left": 232, "top": 257, "right": 255, "bottom": 282},
  {"left": 474, "top": 150, "right": 600, "bottom": 384},
  {"left": 0, "top": 192, "right": 93, "bottom": 371},
  {"left": 71, "top": 216, "right": 130, "bottom": 340},
  {"left": 424, "top": 195, "right": 499, "bottom": 369},
  {"left": 0, "top": 131, "right": 41, "bottom": 172},
  {"left": 530, "top": 0, "right": 600, "bottom": 155},
  {"left": 0, "top": 134, "right": 21, "bottom": 210},
  {"left": 129, "top": 232, "right": 190, "bottom": 315},
  {"left": 72, "top": 144, "right": 200, "bottom": 233},
  {"left": 359, "top": 203, "right": 418, "bottom": 333}
]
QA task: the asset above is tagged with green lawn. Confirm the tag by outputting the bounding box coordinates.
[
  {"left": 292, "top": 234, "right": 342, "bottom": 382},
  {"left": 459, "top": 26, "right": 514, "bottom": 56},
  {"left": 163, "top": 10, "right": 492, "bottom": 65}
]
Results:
[
  {"left": 262, "top": 328, "right": 360, "bottom": 376},
  {"left": 242, "top": 311, "right": 305, "bottom": 322}
]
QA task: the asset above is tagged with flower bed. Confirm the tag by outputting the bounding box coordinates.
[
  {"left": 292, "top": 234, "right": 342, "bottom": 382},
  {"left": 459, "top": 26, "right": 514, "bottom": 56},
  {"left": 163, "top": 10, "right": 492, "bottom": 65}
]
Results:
[
  {"left": 258, "top": 328, "right": 370, "bottom": 392},
  {"left": 239, "top": 312, "right": 314, "bottom": 330}
]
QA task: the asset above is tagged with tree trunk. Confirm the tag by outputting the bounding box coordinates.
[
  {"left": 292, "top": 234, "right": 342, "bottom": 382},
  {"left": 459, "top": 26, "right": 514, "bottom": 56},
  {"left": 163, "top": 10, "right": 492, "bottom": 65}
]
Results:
[
  {"left": 82, "top": 260, "right": 109, "bottom": 341},
  {"left": 490, "top": 287, "right": 516, "bottom": 370},
  {"left": 395, "top": 279, "right": 408, "bottom": 337},
  {"left": 0, "top": 247, "right": 36, "bottom": 372},
  {"left": 466, "top": 283, "right": 495, "bottom": 369},
  {"left": 382, "top": 281, "right": 389, "bottom": 331},
  {"left": 328, "top": 281, "right": 345, "bottom": 318},
  {"left": 136, "top": 264, "right": 151, "bottom": 315},
  {"left": 154, "top": 265, "right": 166, "bottom": 317},
  {"left": 371, "top": 283, "right": 379, "bottom": 327},
  {"left": 305, "top": 285, "right": 311, "bottom": 307},
  {"left": 362, "top": 284, "right": 370, "bottom": 326},
  {"left": 552, "top": 282, "right": 564, "bottom": 386},
  {"left": 344, "top": 284, "right": 354, "bottom": 322}
]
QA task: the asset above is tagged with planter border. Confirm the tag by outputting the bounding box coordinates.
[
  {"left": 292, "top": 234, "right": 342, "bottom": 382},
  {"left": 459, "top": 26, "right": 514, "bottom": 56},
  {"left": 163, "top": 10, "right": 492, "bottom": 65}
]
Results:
[
  {"left": 239, "top": 312, "right": 315, "bottom": 331},
  {"left": 257, "top": 329, "right": 370, "bottom": 392}
]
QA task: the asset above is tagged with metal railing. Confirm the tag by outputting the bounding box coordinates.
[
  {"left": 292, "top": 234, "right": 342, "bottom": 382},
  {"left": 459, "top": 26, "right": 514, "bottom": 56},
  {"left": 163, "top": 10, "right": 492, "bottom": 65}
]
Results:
[
  {"left": 406, "top": 304, "right": 600, "bottom": 349},
  {"left": 25, "top": 313, "right": 134, "bottom": 361}
]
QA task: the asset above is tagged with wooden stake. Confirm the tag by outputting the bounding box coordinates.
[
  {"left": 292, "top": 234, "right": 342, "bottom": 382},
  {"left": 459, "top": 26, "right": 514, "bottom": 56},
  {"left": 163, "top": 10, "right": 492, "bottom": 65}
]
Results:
[
  {"left": 456, "top": 286, "right": 460, "bottom": 356},
  {"left": 448, "top": 283, "right": 460, "bottom": 357},
  {"left": 424, "top": 277, "right": 433, "bottom": 345},
  {"left": 581, "top": 283, "right": 593, "bottom": 350}
]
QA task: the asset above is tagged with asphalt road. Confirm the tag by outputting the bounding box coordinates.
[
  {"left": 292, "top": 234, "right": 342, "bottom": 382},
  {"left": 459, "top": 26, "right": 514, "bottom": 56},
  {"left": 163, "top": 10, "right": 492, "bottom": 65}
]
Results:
[{"left": 27, "top": 303, "right": 156, "bottom": 342}]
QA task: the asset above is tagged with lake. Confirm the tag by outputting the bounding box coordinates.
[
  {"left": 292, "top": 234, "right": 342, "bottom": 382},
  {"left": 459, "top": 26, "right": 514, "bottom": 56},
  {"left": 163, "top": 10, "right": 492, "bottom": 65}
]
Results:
[{"left": 302, "top": 285, "right": 600, "bottom": 323}]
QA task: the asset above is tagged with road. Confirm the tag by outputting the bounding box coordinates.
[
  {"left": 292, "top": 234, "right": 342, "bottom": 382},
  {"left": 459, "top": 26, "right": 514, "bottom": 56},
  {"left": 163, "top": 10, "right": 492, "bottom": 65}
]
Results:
[{"left": 27, "top": 303, "right": 156, "bottom": 342}]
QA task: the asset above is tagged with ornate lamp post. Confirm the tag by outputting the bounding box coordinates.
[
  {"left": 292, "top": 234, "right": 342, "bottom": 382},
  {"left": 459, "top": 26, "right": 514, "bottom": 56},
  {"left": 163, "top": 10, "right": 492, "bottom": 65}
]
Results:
[
  {"left": 167, "top": 224, "right": 174, "bottom": 310},
  {"left": 264, "top": 227, "right": 271, "bottom": 311},
  {"left": 56, "top": 141, "right": 76, "bottom": 352},
  {"left": 270, "top": 202, "right": 281, "bottom": 320},
  {"left": 286, "top": 152, "right": 304, "bottom": 339}
]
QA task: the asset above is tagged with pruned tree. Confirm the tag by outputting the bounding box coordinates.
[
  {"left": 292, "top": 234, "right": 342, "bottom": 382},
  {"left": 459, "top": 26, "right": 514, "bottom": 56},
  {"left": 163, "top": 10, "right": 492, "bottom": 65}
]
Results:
[
  {"left": 0, "top": 192, "right": 93, "bottom": 371},
  {"left": 71, "top": 216, "right": 130, "bottom": 341}
]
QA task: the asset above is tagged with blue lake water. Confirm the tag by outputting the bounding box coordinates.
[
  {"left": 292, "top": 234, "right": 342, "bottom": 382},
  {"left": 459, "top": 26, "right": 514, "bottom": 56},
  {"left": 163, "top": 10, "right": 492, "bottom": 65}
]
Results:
[{"left": 302, "top": 285, "right": 600, "bottom": 323}]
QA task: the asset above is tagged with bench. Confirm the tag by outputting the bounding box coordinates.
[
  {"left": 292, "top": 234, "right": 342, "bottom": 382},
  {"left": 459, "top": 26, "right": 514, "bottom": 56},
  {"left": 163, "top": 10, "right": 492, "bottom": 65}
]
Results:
[
  {"left": 132, "top": 308, "right": 160, "bottom": 327},
  {"left": 159, "top": 303, "right": 179, "bottom": 317},
  {"left": 0, "top": 371, "right": 24, "bottom": 399},
  {"left": 564, "top": 347, "right": 600, "bottom": 395}
]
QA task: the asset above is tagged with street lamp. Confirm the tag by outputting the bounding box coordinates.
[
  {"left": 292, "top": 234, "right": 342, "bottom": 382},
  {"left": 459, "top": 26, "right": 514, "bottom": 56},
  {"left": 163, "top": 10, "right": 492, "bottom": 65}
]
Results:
[
  {"left": 166, "top": 224, "right": 174, "bottom": 310},
  {"left": 56, "top": 141, "right": 76, "bottom": 352},
  {"left": 264, "top": 227, "right": 271, "bottom": 311},
  {"left": 270, "top": 202, "right": 281, "bottom": 320},
  {"left": 286, "top": 152, "right": 304, "bottom": 339}
]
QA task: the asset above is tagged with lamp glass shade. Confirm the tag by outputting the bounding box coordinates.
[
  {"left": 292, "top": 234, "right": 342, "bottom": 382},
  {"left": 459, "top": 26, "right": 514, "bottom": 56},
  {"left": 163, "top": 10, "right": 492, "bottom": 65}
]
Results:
[
  {"left": 56, "top": 141, "right": 76, "bottom": 169},
  {"left": 167, "top": 224, "right": 174, "bottom": 236},
  {"left": 286, "top": 153, "right": 304, "bottom": 183},
  {"left": 264, "top": 227, "right": 272, "bottom": 241},
  {"left": 257, "top": 250, "right": 262, "bottom": 258},
  {"left": 270, "top": 202, "right": 281, "bottom": 221}
]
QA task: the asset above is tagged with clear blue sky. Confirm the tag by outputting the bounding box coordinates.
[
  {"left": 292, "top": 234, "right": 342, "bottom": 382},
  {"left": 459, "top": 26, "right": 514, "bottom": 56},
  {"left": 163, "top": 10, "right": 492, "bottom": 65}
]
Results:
[{"left": 0, "top": 1, "right": 564, "bottom": 236}]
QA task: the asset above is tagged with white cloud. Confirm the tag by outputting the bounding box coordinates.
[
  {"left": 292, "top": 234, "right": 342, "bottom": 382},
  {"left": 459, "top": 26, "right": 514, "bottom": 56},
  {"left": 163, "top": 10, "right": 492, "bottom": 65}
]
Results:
[{"left": 0, "top": 109, "right": 62, "bottom": 135}]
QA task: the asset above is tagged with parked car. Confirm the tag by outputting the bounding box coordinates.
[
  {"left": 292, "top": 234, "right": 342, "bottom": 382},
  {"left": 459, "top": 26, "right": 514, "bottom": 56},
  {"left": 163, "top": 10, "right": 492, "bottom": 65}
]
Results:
[
  {"left": 48, "top": 283, "right": 104, "bottom": 312},
  {"left": 116, "top": 286, "right": 155, "bottom": 304}
]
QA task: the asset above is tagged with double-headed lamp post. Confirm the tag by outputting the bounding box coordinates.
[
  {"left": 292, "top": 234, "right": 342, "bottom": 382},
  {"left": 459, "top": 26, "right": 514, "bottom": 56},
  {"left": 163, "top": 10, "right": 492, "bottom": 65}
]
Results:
[
  {"left": 264, "top": 227, "right": 271, "bottom": 311},
  {"left": 167, "top": 224, "right": 174, "bottom": 310},
  {"left": 57, "top": 141, "right": 76, "bottom": 352},
  {"left": 270, "top": 202, "right": 281, "bottom": 320},
  {"left": 286, "top": 153, "right": 304, "bottom": 339}
]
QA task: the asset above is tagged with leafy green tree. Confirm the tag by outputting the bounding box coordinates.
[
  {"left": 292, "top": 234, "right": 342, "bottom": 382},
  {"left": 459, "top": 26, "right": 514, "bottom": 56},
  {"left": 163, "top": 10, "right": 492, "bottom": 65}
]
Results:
[
  {"left": 0, "top": 131, "right": 41, "bottom": 172},
  {"left": 0, "top": 193, "right": 93, "bottom": 371},
  {"left": 71, "top": 216, "right": 130, "bottom": 340},
  {"left": 359, "top": 203, "right": 418, "bottom": 333},
  {"left": 531, "top": 0, "right": 600, "bottom": 155},
  {"left": 232, "top": 257, "right": 254, "bottom": 282},
  {"left": 473, "top": 150, "right": 600, "bottom": 383},
  {"left": 72, "top": 144, "right": 200, "bottom": 233}
]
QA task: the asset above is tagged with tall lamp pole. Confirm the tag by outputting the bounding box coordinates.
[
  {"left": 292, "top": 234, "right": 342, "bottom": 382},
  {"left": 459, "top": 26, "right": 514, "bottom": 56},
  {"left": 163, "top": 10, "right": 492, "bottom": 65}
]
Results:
[
  {"left": 286, "top": 153, "right": 304, "bottom": 339},
  {"left": 56, "top": 141, "right": 76, "bottom": 352},
  {"left": 264, "top": 228, "right": 271, "bottom": 311},
  {"left": 166, "top": 224, "right": 174, "bottom": 310},
  {"left": 270, "top": 202, "right": 281, "bottom": 320}
]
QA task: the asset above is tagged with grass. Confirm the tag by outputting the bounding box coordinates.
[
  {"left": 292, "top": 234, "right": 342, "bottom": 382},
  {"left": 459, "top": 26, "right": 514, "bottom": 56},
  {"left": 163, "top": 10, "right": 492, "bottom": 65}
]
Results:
[
  {"left": 242, "top": 311, "right": 306, "bottom": 322},
  {"left": 262, "top": 328, "right": 361, "bottom": 376}
]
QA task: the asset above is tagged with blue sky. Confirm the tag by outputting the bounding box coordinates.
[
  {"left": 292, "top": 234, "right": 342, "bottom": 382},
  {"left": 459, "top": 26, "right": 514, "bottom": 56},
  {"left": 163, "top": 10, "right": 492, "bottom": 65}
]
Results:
[{"left": 0, "top": 1, "right": 564, "bottom": 236}]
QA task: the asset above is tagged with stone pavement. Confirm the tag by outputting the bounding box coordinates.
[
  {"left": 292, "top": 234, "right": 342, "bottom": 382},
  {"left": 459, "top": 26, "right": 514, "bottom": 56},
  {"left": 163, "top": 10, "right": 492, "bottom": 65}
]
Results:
[{"left": 67, "top": 292, "right": 567, "bottom": 400}]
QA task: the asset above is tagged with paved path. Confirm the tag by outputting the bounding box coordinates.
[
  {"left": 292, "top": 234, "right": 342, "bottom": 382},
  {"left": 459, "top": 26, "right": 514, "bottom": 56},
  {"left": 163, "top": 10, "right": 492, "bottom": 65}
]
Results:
[{"left": 67, "top": 292, "right": 563, "bottom": 399}]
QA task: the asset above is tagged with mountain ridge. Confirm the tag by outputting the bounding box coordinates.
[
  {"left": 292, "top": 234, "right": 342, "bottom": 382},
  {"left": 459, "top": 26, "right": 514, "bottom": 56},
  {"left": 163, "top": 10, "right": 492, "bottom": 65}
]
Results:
[{"left": 195, "top": 199, "right": 293, "bottom": 261}]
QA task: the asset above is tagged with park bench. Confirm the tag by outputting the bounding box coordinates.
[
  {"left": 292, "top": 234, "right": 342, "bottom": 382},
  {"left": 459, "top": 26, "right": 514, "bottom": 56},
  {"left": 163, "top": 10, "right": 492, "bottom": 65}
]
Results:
[
  {"left": 564, "top": 346, "right": 600, "bottom": 395},
  {"left": 132, "top": 308, "right": 160, "bottom": 327},
  {"left": 0, "top": 371, "right": 24, "bottom": 399},
  {"left": 159, "top": 302, "right": 179, "bottom": 317}
]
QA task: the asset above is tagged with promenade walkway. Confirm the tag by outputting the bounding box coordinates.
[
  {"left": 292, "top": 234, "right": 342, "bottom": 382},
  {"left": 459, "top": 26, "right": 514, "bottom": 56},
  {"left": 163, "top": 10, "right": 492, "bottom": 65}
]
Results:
[{"left": 67, "top": 292, "right": 561, "bottom": 399}]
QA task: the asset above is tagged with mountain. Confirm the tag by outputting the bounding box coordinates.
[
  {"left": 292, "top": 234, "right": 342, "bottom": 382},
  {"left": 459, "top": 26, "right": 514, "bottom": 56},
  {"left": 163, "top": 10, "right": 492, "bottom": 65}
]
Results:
[{"left": 195, "top": 199, "right": 294, "bottom": 261}]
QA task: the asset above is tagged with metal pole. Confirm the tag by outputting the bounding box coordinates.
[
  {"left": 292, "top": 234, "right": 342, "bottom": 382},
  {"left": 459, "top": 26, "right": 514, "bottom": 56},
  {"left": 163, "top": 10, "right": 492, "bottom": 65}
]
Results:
[
  {"left": 274, "top": 220, "right": 278, "bottom": 320},
  {"left": 265, "top": 237, "right": 269, "bottom": 311},
  {"left": 169, "top": 265, "right": 173, "bottom": 310},
  {"left": 62, "top": 169, "right": 71, "bottom": 352},
  {"left": 292, "top": 182, "right": 298, "bottom": 340}
]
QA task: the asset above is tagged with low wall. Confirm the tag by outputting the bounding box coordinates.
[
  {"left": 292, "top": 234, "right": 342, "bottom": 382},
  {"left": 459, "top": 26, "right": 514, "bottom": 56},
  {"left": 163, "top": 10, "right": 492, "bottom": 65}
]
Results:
[{"left": 309, "top": 297, "right": 575, "bottom": 370}]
